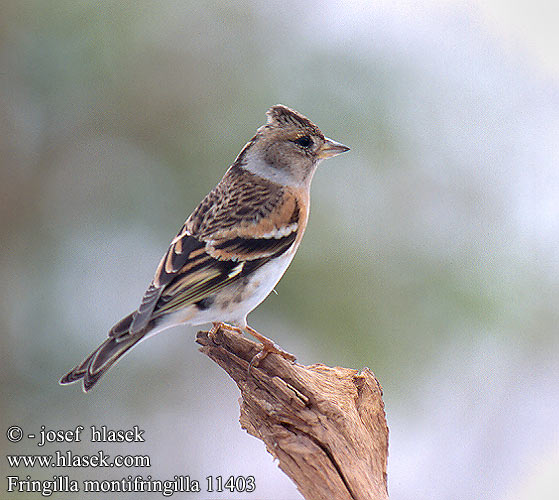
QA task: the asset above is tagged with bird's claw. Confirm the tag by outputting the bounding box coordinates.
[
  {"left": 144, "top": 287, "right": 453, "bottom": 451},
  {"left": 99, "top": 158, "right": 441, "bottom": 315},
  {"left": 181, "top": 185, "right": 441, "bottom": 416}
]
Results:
[{"left": 247, "top": 339, "right": 296, "bottom": 375}]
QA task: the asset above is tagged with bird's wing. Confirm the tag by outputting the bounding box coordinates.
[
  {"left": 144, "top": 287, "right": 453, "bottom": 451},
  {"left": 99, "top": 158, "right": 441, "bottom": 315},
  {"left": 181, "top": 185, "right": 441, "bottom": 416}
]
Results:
[{"left": 117, "top": 168, "right": 301, "bottom": 336}]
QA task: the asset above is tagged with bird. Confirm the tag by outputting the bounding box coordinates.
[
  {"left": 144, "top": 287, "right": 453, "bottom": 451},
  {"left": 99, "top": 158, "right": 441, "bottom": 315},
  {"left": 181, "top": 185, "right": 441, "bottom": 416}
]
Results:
[{"left": 60, "top": 104, "right": 349, "bottom": 392}]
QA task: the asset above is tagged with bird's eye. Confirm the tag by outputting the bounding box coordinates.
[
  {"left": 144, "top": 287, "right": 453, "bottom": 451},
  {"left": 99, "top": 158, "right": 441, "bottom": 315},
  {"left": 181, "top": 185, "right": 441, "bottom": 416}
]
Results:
[{"left": 294, "top": 136, "right": 313, "bottom": 148}]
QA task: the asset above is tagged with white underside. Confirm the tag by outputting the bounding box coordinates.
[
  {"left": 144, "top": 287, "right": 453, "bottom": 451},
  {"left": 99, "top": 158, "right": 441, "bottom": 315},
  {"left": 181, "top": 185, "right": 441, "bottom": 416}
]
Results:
[{"left": 146, "top": 250, "right": 296, "bottom": 337}]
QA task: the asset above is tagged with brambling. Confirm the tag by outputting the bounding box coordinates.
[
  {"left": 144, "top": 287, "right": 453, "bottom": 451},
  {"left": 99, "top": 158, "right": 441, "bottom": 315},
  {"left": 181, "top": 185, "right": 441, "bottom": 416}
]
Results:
[{"left": 60, "top": 104, "right": 349, "bottom": 391}]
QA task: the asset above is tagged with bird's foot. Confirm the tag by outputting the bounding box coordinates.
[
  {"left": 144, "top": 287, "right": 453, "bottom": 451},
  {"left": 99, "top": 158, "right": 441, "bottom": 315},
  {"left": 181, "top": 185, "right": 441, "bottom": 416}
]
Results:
[
  {"left": 208, "top": 322, "right": 223, "bottom": 345},
  {"left": 245, "top": 325, "right": 296, "bottom": 373},
  {"left": 219, "top": 322, "right": 244, "bottom": 335},
  {"left": 208, "top": 322, "right": 243, "bottom": 345}
]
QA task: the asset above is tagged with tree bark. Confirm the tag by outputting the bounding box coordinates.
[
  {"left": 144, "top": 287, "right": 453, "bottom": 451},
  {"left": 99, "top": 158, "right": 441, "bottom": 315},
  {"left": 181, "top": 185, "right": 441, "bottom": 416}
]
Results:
[{"left": 196, "top": 326, "right": 389, "bottom": 500}]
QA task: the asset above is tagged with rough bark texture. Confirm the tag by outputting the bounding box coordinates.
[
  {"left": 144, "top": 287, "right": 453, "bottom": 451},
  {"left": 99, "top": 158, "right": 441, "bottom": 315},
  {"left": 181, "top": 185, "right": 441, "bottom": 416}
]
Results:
[{"left": 196, "top": 326, "right": 389, "bottom": 500}]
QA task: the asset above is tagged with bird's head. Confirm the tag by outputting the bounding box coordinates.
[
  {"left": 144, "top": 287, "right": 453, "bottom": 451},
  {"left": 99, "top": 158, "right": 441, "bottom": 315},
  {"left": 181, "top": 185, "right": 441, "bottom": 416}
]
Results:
[{"left": 236, "top": 104, "right": 349, "bottom": 186}]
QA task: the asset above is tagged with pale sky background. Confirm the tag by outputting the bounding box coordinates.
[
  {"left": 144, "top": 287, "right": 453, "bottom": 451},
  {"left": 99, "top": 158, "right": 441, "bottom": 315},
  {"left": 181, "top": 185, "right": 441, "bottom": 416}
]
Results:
[{"left": 349, "top": 0, "right": 559, "bottom": 80}]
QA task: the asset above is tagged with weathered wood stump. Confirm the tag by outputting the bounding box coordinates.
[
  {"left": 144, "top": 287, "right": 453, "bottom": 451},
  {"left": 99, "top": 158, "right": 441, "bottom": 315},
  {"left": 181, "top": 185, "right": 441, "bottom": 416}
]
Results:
[{"left": 196, "top": 326, "right": 389, "bottom": 500}]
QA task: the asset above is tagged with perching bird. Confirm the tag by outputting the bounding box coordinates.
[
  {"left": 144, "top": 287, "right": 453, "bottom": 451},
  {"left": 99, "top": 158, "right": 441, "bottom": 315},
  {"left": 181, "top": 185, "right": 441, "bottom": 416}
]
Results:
[{"left": 60, "top": 104, "right": 349, "bottom": 391}]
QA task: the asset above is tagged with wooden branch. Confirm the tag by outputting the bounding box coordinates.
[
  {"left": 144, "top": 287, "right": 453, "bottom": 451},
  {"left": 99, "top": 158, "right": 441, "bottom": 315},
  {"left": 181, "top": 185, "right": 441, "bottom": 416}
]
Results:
[{"left": 196, "top": 326, "right": 389, "bottom": 500}]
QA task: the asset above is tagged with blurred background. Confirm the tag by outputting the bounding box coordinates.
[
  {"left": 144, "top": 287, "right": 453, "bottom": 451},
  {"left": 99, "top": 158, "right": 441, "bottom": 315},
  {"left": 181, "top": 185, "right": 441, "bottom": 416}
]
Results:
[{"left": 1, "top": 1, "right": 557, "bottom": 499}]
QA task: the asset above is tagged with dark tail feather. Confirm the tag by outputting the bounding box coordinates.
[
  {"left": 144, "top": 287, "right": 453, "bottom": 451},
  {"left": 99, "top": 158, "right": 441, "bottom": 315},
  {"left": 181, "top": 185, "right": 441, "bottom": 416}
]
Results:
[{"left": 60, "top": 332, "right": 143, "bottom": 392}]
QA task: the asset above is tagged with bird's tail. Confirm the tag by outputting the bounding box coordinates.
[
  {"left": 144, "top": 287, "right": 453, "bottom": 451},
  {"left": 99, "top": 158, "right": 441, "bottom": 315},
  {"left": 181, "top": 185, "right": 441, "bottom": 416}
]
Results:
[{"left": 60, "top": 329, "right": 144, "bottom": 392}]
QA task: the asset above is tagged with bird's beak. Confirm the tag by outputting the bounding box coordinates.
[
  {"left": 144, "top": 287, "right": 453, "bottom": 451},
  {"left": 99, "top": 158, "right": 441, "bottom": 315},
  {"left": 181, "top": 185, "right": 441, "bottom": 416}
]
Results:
[{"left": 317, "top": 137, "right": 350, "bottom": 159}]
